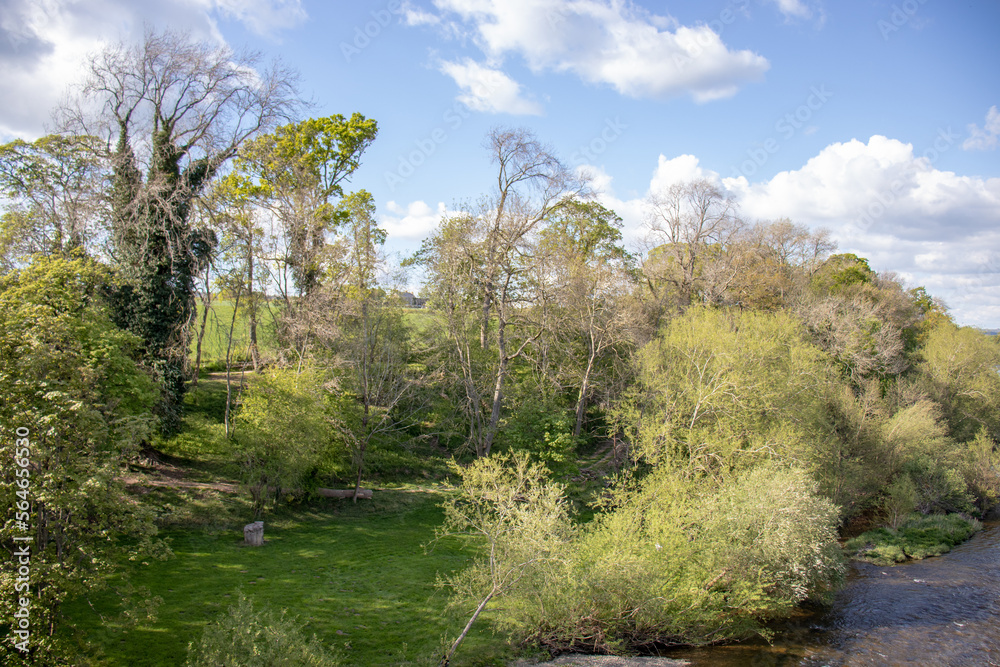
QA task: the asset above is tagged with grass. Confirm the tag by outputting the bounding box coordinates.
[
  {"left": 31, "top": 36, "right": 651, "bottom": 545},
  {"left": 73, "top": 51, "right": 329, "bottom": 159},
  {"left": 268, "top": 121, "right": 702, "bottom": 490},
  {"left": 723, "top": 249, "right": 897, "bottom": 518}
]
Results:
[
  {"left": 60, "top": 375, "right": 523, "bottom": 666},
  {"left": 189, "top": 298, "right": 282, "bottom": 367},
  {"left": 844, "top": 513, "right": 983, "bottom": 565},
  {"left": 64, "top": 490, "right": 516, "bottom": 666}
]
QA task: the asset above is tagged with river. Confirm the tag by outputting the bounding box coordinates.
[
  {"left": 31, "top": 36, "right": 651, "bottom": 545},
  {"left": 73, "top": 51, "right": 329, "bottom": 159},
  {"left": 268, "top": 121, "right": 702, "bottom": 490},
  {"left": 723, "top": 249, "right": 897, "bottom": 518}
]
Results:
[{"left": 664, "top": 521, "right": 1000, "bottom": 666}]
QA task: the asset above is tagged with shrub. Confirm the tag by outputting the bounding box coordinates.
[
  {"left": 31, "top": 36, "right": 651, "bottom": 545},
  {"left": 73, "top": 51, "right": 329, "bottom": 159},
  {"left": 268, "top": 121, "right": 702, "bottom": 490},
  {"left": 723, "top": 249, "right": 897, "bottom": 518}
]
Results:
[
  {"left": 186, "top": 589, "right": 339, "bottom": 667},
  {"left": 478, "top": 461, "right": 844, "bottom": 653}
]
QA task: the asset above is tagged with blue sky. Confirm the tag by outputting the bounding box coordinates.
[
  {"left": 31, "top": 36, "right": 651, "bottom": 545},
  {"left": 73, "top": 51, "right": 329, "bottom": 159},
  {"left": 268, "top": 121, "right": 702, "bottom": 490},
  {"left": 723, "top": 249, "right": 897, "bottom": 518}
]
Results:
[{"left": 1, "top": 0, "right": 998, "bottom": 325}]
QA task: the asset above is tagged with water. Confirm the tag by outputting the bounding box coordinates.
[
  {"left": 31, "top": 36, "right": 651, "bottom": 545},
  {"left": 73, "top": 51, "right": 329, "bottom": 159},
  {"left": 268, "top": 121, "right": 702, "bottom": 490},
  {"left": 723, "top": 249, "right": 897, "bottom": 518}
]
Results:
[{"left": 663, "top": 521, "right": 1000, "bottom": 667}]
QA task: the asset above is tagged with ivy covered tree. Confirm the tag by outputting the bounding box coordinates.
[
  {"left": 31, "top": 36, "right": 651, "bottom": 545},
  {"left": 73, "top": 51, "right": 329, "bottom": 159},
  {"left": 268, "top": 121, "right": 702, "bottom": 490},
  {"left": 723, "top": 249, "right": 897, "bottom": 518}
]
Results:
[{"left": 59, "top": 28, "right": 300, "bottom": 432}]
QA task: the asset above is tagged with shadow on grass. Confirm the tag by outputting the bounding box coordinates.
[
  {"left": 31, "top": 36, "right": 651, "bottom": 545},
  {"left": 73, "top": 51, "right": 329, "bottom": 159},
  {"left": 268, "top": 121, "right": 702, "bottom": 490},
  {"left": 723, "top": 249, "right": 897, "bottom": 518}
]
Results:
[{"left": 64, "top": 489, "right": 515, "bottom": 667}]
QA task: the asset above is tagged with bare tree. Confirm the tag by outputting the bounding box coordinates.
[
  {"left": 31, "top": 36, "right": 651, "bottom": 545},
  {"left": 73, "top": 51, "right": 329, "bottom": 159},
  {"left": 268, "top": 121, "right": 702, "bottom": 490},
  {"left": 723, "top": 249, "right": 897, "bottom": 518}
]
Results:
[
  {"left": 57, "top": 27, "right": 300, "bottom": 431},
  {"left": 643, "top": 179, "right": 740, "bottom": 311}
]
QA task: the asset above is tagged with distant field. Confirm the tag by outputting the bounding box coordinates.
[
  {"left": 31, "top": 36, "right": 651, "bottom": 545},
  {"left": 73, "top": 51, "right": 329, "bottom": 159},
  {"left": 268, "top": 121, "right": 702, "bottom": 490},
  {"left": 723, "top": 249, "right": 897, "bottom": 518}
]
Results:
[
  {"left": 189, "top": 299, "right": 442, "bottom": 367},
  {"left": 189, "top": 298, "right": 283, "bottom": 365}
]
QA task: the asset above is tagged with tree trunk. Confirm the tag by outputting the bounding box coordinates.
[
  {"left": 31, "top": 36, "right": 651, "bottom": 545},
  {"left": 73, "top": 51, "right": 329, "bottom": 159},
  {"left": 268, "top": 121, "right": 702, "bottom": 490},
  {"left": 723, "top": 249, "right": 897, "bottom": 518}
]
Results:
[
  {"left": 439, "top": 587, "right": 496, "bottom": 667},
  {"left": 483, "top": 317, "right": 507, "bottom": 457},
  {"left": 223, "top": 286, "right": 243, "bottom": 438},
  {"left": 192, "top": 270, "right": 212, "bottom": 384},
  {"left": 574, "top": 351, "right": 596, "bottom": 438}
]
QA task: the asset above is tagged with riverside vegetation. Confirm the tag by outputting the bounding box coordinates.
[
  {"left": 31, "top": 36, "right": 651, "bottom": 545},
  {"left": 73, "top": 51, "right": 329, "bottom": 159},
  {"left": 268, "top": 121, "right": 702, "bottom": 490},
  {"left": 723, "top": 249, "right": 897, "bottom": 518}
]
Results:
[{"left": 1, "top": 28, "right": 999, "bottom": 666}]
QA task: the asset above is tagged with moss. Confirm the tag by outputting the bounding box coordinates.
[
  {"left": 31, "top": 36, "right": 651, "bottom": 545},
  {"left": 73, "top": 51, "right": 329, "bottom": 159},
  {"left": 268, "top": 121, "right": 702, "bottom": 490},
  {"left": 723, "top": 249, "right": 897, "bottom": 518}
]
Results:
[{"left": 845, "top": 513, "right": 982, "bottom": 565}]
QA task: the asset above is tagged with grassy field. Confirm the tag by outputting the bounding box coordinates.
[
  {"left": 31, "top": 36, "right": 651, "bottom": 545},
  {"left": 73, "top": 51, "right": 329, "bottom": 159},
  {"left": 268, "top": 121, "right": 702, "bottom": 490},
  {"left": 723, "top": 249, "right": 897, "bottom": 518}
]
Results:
[
  {"left": 189, "top": 299, "right": 440, "bottom": 369},
  {"left": 189, "top": 299, "right": 282, "bottom": 366},
  {"left": 61, "top": 379, "right": 521, "bottom": 667}
]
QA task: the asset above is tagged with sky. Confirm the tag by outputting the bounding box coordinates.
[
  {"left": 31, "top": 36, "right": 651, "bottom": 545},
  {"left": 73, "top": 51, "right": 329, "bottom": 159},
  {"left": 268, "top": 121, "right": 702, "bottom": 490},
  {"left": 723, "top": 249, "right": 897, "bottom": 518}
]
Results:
[{"left": 2, "top": 0, "right": 998, "bottom": 326}]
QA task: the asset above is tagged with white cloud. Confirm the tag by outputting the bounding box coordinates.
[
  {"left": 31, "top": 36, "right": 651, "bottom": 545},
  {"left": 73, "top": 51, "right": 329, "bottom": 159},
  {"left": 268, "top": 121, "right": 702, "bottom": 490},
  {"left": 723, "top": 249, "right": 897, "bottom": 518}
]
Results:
[
  {"left": 768, "top": 0, "right": 817, "bottom": 20},
  {"left": 381, "top": 200, "right": 454, "bottom": 240},
  {"left": 419, "top": 0, "right": 769, "bottom": 103},
  {"left": 212, "top": 0, "right": 307, "bottom": 38},
  {"left": 0, "top": 0, "right": 305, "bottom": 140},
  {"left": 401, "top": 0, "right": 441, "bottom": 26},
  {"left": 583, "top": 137, "right": 1000, "bottom": 326},
  {"left": 963, "top": 105, "right": 1000, "bottom": 151},
  {"left": 439, "top": 58, "right": 542, "bottom": 115}
]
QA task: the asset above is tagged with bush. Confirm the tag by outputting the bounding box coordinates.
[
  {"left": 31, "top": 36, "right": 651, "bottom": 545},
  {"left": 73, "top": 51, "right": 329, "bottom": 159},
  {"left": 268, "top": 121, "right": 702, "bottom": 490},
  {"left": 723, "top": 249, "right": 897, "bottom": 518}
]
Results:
[
  {"left": 233, "top": 366, "right": 330, "bottom": 516},
  {"left": 186, "top": 589, "right": 339, "bottom": 667},
  {"left": 498, "top": 397, "right": 580, "bottom": 478},
  {"left": 481, "top": 461, "right": 844, "bottom": 653}
]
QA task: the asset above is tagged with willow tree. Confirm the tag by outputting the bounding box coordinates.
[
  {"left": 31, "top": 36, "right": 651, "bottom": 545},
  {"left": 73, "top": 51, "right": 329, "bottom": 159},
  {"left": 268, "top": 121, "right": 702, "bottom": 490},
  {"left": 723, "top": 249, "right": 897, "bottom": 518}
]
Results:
[{"left": 60, "top": 28, "right": 300, "bottom": 432}]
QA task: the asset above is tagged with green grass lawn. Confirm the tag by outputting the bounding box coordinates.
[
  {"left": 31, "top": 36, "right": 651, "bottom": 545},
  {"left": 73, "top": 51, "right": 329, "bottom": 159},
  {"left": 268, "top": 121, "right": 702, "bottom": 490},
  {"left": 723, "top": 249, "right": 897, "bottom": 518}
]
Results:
[
  {"left": 189, "top": 299, "right": 282, "bottom": 366},
  {"left": 60, "top": 374, "right": 522, "bottom": 666},
  {"left": 64, "top": 488, "right": 516, "bottom": 666}
]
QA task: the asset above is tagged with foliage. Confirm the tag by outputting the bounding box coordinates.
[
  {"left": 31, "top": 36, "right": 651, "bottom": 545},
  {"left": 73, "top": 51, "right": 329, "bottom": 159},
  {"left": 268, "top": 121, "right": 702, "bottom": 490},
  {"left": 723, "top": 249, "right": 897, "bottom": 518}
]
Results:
[
  {"left": 233, "top": 366, "right": 330, "bottom": 516},
  {"left": 66, "top": 28, "right": 299, "bottom": 434},
  {"left": 231, "top": 114, "right": 378, "bottom": 298},
  {"left": 0, "top": 255, "right": 165, "bottom": 663},
  {"left": 0, "top": 134, "right": 106, "bottom": 267},
  {"left": 185, "top": 589, "right": 339, "bottom": 667},
  {"left": 612, "top": 307, "right": 831, "bottom": 473},
  {"left": 485, "top": 461, "right": 843, "bottom": 653},
  {"left": 845, "top": 513, "right": 982, "bottom": 565},
  {"left": 954, "top": 427, "right": 1000, "bottom": 512},
  {"left": 496, "top": 396, "right": 580, "bottom": 478},
  {"left": 436, "top": 452, "right": 576, "bottom": 665},
  {"left": 916, "top": 322, "right": 1000, "bottom": 443}
]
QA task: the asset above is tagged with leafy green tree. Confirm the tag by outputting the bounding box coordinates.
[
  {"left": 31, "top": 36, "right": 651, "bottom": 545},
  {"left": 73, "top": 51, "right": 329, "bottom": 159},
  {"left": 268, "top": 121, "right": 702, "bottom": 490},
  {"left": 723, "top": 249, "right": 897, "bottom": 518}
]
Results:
[
  {"left": 0, "top": 255, "right": 165, "bottom": 663},
  {"left": 537, "top": 200, "right": 639, "bottom": 436},
  {"left": 612, "top": 307, "right": 831, "bottom": 473},
  {"left": 233, "top": 366, "right": 330, "bottom": 516},
  {"left": 232, "top": 114, "right": 378, "bottom": 300},
  {"left": 436, "top": 452, "right": 575, "bottom": 666},
  {"left": 472, "top": 460, "right": 842, "bottom": 653},
  {"left": 0, "top": 134, "right": 106, "bottom": 269},
  {"left": 916, "top": 322, "right": 1000, "bottom": 443}
]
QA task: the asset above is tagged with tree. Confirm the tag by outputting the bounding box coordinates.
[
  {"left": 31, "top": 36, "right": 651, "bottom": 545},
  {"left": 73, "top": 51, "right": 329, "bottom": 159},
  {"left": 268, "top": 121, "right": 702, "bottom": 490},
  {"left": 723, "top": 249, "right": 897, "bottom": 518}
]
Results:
[
  {"left": 436, "top": 452, "right": 575, "bottom": 666},
  {"left": 917, "top": 322, "right": 1000, "bottom": 443},
  {"left": 0, "top": 134, "right": 107, "bottom": 269},
  {"left": 420, "top": 127, "right": 587, "bottom": 456},
  {"left": 60, "top": 27, "right": 300, "bottom": 432},
  {"left": 0, "top": 255, "right": 165, "bottom": 663},
  {"left": 332, "top": 191, "right": 413, "bottom": 500},
  {"left": 233, "top": 366, "right": 329, "bottom": 516},
  {"left": 611, "top": 307, "right": 832, "bottom": 473},
  {"left": 231, "top": 114, "right": 378, "bottom": 301},
  {"left": 643, "top": 179, "right": 740, "bottom": 312},
  {"left": 536, "top": 200, "right": 639, "bottom": 436}
]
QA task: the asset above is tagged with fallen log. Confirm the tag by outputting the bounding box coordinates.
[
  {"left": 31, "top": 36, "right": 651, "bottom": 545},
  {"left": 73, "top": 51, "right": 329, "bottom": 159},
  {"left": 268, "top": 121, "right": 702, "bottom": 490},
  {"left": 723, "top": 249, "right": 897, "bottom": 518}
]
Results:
[{"left": 317, "top": 487, "right": 373, "bottom": 500}]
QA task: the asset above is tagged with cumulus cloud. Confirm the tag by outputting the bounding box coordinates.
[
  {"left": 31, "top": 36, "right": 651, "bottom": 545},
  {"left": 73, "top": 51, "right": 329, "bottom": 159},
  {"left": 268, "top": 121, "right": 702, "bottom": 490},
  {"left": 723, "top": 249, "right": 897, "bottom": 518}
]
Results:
[
  {"left": 414, "top": 0, "right": 769, "bottom": 103},
  {"left": 0, "top": 0, "right": 305, "bottom": 140},
  {"left": 381, "top": 200, "right": 455, "bottom": 240},
  {"left": 578, "top": 135, "right": 1000, "bottom": 326},
  {"left": 439, "top": 58, "right": 543, "bottom": 115},
  {"left": 963, "top": 105, "right": 1000, "bottom": 151}
]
